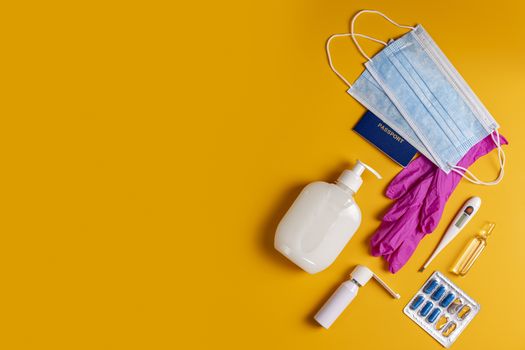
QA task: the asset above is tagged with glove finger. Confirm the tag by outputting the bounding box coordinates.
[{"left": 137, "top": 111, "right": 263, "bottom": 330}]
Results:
[
  {"left": 370, "top": 220, "right": 398, "bottom": 256},
  {"left": 386, "top": 155, "right": 436, "bottom": 200},
  {"left": 370, "top": 213, "right": 419, "bottom": 256},
  {"left": 382, "top": 196, "right": 415, "bottom": 222},
  {"left": 420, "top": 170, "right": 456, "bottom": 233},
  {"left": 383, "top": 173, "right": 434, "bottom": 222},
  {"left": 386, "top": 230, "right": 427, "bottom": 273},
  {"left": 372, "top": 173, "right": 434, "bottom": 255},
  {"left": 386, "top": 156, "right": 427, "bottom": 196}
]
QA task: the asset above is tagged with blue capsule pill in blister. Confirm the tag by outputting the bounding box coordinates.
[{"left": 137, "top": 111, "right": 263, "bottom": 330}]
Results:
[
  {"left": 404, "top": 272, "right": 480, "bottom": 348},
  {"left": 440, "top": 293, "right": 455, "bottom": 307},
  {"left": 423, "top": 279, "right": 438, "bottom": 294},
  {"left": 427, "top": 308, "right": 441, "bottom": 323},
  {"left": 419, "top": 301, "right": 433, "bottom": 316},
  {"left": 410, "top": 295, "right": 424, "bottom": 310},
  {"left": 431, "top": 285, "right": 446, "bottom": 301}
]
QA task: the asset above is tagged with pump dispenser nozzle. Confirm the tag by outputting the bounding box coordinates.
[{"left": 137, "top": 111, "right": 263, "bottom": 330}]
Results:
[
  {"left": 314, "top": 265, "right": 399, "bottom": 329},
  {"left": 353, "top": 160, "right": 382, "bottom": 178},
  {"left": 337, "top": 160, "right": 381, "bottom": 193},
  {"left": 350, "top": 265, "right": 400, "bottom": 298}
]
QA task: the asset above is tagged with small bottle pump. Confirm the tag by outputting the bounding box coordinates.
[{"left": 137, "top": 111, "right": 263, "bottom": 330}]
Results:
[
  {"left": 314, "top": 265, "right": 400, "bottom": 329},
  {"left": 336, "top": 160, "right": 382, "bottom": 193}
]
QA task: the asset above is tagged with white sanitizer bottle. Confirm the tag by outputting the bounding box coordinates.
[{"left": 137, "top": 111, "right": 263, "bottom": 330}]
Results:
[{"left": 274, "top": 160, "right": 381, "bottom": 274}]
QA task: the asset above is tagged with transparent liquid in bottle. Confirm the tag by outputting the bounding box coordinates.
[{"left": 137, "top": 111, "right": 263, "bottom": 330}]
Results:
[{"left": 451, "top": 222, "right": 495, "bottom": 276}]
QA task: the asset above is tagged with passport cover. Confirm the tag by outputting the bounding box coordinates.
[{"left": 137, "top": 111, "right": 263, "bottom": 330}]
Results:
[{"left": 353, "top": 111, "right": 417, "bottom": 167}]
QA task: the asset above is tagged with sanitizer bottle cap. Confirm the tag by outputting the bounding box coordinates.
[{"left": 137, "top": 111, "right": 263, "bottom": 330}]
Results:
[{"left": 337, "top": 160, "right": 382, "bottom": 193}]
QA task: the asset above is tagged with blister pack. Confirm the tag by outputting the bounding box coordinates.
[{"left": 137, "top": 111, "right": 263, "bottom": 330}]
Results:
[{"left": 403, "top": 271, "right": 479, "bottom": 348}]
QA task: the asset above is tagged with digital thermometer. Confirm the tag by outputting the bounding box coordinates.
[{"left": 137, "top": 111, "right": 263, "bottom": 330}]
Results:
[{"left": 420, "top": 197, "right": 482, "bottom": 272}]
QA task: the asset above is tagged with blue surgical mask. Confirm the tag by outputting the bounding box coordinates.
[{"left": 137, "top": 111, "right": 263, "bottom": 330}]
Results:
[
  {"left": 349, "top": 68, "right": 438, "bottom": 165},
  {"left": 326, "top": 10, "right": 505, "bottom": 185},
  {"left": 326, "top": 33, "right": 437, "bottom": 163}
]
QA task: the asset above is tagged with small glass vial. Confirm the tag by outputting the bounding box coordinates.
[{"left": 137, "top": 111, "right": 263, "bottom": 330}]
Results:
[{"left": 451, "top": 222, "right": 495, "bottom": 276}]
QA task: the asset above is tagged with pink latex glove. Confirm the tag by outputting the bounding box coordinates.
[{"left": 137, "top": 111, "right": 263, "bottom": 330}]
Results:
[{"left": 370, "top": 133, "right": 508, "bottom": 273}]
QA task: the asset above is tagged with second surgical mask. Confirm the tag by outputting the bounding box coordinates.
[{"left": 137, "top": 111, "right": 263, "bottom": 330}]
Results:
[{"left": 326, "top": 10, "right": 506, "bottom": 185}]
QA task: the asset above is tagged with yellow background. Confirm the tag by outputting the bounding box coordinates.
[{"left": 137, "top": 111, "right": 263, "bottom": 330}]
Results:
[{"left": 1, "top": 0, "right": 524, "bottom": 349}]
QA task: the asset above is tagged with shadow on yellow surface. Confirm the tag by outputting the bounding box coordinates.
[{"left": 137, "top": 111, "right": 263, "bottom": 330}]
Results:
[{"left": 1, "top": 0, "right": 524, "bottom": 349}]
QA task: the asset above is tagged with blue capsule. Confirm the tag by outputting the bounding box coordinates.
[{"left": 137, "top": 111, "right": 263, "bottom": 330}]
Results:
[
  {"left": 427, "top": 308, "right": 441, "bottom": 323},
  {"left": 410, "top": 295, "right": 425, "bottom": 310},
  {"left": 431, "top": 285, "right": 446, "bottom": 301},
  {"left": 419, "top": 301, "right": 433, "bottom": 317},
  {"left": 423, "top": 279, "right": 438, "bottom": 294},
  {"left": 439, "top": 293, "right": 455, "bottom": 307}
]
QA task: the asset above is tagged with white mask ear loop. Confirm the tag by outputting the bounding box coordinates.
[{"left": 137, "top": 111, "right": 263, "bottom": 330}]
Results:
[
  {"left": 491, "top": 130, "right": 506, "bottom": 168},
  {"left": 449, "top": 130, "right": 506, "bottom": 186},
  {"left": 350, "top": 9, "right": 415, "bottom": 61},
  {"left": 326, "top": 33, "right": 387, "bottom": 88}
]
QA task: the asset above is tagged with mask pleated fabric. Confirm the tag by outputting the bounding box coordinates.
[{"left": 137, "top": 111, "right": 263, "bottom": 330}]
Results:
[{"left": 326, "top": 10, "right": 505, "bottom": 185}]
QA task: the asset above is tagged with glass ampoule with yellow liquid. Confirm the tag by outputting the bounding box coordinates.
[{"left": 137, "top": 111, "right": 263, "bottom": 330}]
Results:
[{"left": 451, "top": 222, "right": 495, "bottom": 276}]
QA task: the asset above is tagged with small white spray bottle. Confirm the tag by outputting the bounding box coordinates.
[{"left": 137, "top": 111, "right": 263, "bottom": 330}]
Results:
[
  {"left": 315, "top": 265, "right": 400, "bottom": 329},
  {"left": 274, "top": 160, "right": 381, "bottom": 274}
]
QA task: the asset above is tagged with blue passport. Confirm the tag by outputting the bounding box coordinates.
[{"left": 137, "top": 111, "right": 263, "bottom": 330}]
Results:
[{"left": 353, "top": 111, "right": 417, "bottom": 167}]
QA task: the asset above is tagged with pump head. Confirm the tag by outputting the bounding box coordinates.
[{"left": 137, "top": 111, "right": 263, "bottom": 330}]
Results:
[
  {"left": 351, "top": 265, "right": 400, "bottom": 299},
  {"left": 337, "top": 160, "right": 382, "bottom": 193}
]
